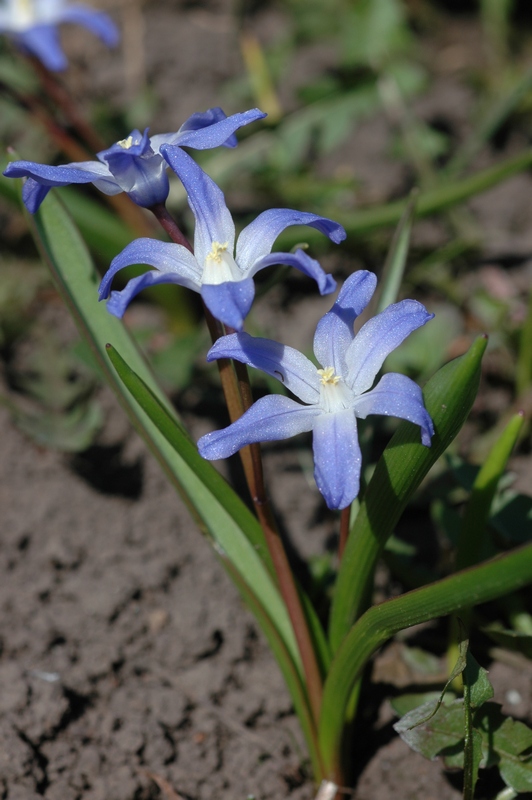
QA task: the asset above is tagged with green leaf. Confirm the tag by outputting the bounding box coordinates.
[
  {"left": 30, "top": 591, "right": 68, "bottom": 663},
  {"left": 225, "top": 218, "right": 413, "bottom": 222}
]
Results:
[
  {"left": 491, "top": 490, "right": 532, "bottom": 545},
  {"left": 482, "top": 625, "right": 532, "bottom": 659},
  {"left": 14, "top": 399, "right": 102, "bottom": 452},
  {"left": 475, "top": 704, "right": 532, "bottom": 791},
  {"left": 374, "top": 190, "right": 417, "bottom": 315},
  {"left": 276, "top": 148, "right": 532, "bottom": 247},
  {"left": 319, "top": 541, "right": 532, "bottom": 777},
  {"left": 457, "top": 412, "right": 525, "bottom": 571},
  {"left": 329, "top": 336, "right": 488, "bottom": 652},
  {"left": 464, "top": 652, "right": 494, "bottom": 709},
  {"left": 500, "top": 755, "right": 532, "bottom": 795},
  {"left": 446, "top": 66, "right": 532, "bottom": 178},
  {"left": 391, "top": 691, "right": 456, "bottom": 718},
  {"left": 393, "top": 698, "right": 464, "bottom": 760}
]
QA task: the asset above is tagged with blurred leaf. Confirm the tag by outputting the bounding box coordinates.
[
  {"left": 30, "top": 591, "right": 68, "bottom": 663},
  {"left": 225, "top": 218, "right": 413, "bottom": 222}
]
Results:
[
  {"left": 482, "top": 625, "right": 532, "bottom": 659},
  {"left": 15, "top": 398, "right": 102, "bottom": 452},
  {"left": 431, "top": 499, "right": 462, "bottom": 547},
  {"left": 457, "top": 412, "right": 525, "bottom": 571},
  {"left": 3, "top": 331, "right": 103, "bottom": 451},
  {"left": 401, "top": 646, "right": 442, "bottom": 676},
  {"left": 516, "top": 289, "right": 532, "bottom": 396},
  {"left": 384, "top": 533, "right": 416, "bottom": 556},
  {"left": 491, "top": 490, "right": 532, "bottom": 544},
  {"left": 374, "top": 190, "right": 417, "bottom": 315},
  {"left": 391, "top": 691, "right": 456, "bottom": 718},
  {"left": 475, "top": 704, "right": 532, "bottom": 791},
  {"left": 0, "top": 257, "right": 48, "bottom": 346},
  {"left": 341, "top": 0, "right": 410, "bottom": 68}
]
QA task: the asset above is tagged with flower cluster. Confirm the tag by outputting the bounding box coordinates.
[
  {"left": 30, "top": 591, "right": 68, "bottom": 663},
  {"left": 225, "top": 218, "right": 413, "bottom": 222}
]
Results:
[
  {"left": 4, "top": 105, "right": 434, "bottom": 508},
  {"left": 0, "top": 0, "right": 119, "bottom": 71}
]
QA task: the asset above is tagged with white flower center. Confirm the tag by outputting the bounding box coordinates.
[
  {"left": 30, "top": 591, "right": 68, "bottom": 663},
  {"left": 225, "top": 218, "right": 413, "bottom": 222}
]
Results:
[
  {"left": 10, "top": 0, "right": 35, "bottom": 27},
  {"left": 317, "top": 367, "right": 353, "bottom": 413},
  {"left": 117, "top": 135, "right": 134, "bottom": 150},
  {"left": 202, "top": 241, "right": 240, "bottom": 285}
]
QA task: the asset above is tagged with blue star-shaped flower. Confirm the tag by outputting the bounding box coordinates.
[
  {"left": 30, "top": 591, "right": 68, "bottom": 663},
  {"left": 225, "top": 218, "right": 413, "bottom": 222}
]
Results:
[
  {"left": 98, "top": 147, "right": 345, "bottom": 330},
  {"left": 198, "top": 271, "right": 435, "bottom": 509},
  {"left": 0, "top": 0, "right": 119, "bottom": 71},
  {"left": 4, "top": 108, "right": 266, "bottom": 210}
]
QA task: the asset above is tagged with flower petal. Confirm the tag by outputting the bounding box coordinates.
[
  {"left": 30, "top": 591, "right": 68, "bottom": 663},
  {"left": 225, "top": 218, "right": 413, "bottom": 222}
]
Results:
[
  {"left": 249, "top": 249, "right": 336, "bottom": 295},
  {"left": 201, "top": 278, "right": 255, "bottom": 330},
  {"left": 105, "top": 270, "right": 198, "bottom": 318},
  {"left": 22, "top": 179, "right": 51, "bottom": 214},
  {"left": 99, "top": 239, "right": 201, "bottom": 300},
  {"left": 236, "top": 209, "right": 346, "bottom": 269},
  {"left": 4, "top": 158, "right": 116, "bottom": 185},
  {"left": 352, "top": 372, "right": 434, "bottom": 446},
  {"left": 98, "top": 129, "right": 169, "bottom": 207},
  {"left": 312, "top": 410, "right": 361, "bottom": 510},
  {"left": 346, "top": 300, "right": 435, "bottom": 395},
  {"left": 207, "top": 332, "right": 321, "bottom": 404},
  {"left": 159, "top": 146, "right": 235, "bottom": 265},
  {"left": 58, "top": 6, "right": 120, "bottom": 46},
  {"left": 17, "top": 24, "right": 67, "bottom": 70},
  {"left": 313, "top": 270, "right": 377, "bottom": 375},
  {"left": 152, "top": 108, "right": 266, "bottom": 152},
  {"left": 3, "top": 158, "right": 120, "bottom": 212},
  {"left": 198, "top": 395, "right": 320, "bottom": 460}
]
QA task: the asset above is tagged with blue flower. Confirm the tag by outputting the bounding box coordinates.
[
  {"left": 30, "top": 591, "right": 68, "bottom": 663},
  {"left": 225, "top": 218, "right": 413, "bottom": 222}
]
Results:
[
  {"left": 198, "top": 271, "right": 435, "bottom": 509},
  {"left": 3, "top": 107, "right": 267, "bottom": 210},
  {"left": 98, "top": 147, "right": 345, "bottom": 330},
  {"left": 0, "top": 0, "right": 119, "bottom": 71}
]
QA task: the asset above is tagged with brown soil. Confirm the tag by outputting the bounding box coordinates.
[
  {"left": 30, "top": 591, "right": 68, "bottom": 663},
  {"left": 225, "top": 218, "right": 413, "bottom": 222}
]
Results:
[{"left": 2, "top": 2, "right": 532, "bottom": 799}]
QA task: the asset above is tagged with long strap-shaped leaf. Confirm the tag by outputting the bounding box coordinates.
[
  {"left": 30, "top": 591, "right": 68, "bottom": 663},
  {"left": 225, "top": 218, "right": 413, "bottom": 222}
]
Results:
[
  {"left": 24, "top": 190, "right": 301, "bottom": 677},
  {"left": 329, "top": 336, "right": 488, "bottom": 651},
  {"left": 319, "top": 541, "right": 532, "bottom": 779}
]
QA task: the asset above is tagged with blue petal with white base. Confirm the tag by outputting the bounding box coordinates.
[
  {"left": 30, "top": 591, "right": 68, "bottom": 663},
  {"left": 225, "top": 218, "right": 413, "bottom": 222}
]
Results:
[
  {"left": 198, "top": 271, "right": 435, "bottom": 509},
  {"left": 99, "top": 149, "right": 343, "bottom": 328},
  {"left": 0, "top": 1, "right": 119, "bottom": 71}
]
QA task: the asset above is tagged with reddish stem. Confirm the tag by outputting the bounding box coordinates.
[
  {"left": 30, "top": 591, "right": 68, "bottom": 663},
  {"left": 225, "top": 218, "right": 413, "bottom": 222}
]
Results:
[
  {"left": 339, "top": 506, "right": 351, "bottom": 562},
  {"left": 150, "top": 203, "right": 194, "bottom": 252},
  {"left": 28, "top": 55, "right": 107, "bottom": 154}
]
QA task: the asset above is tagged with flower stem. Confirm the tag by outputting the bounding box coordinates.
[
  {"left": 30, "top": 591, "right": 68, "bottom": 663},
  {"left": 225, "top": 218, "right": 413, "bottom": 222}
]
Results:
[
  {"left": 28, "top": 55, "right": 107, "bottom": 154},
  {"left": 150, "top": 202, "right": 324, "bottom": 724},
  {"left": 338, "top": 506, "right": 350, "bottom": 561},
  {"left": 150, "top": 203, "right": 195, "bottom": 252}
]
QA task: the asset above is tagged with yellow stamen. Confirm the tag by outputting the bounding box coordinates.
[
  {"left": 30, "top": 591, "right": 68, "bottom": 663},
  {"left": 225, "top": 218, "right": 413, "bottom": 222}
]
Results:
[
  {"left": 117, "top": 135, "right": 134, "bottom": 149},
  {"left": 317, "top": 367, "right": 340, "bottom": 385},
  {"left": 206, "top": 241, "right": 229, "bottom": 263}
]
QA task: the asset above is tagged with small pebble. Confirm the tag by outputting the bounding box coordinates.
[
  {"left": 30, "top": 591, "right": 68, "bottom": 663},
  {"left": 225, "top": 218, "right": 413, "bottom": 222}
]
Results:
[{"left": 506, "top": 689, "right": 522, "bottom": 706}]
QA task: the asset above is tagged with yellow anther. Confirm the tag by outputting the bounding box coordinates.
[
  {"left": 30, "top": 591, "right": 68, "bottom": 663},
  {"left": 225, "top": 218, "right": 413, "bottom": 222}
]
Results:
[
  {"left": 206, "top": 241, "right": 229, "bottom": 263},
  {"left": 317, "top": 367, "right": 340, "bottom": 385},
  {"left": 117, "top": 135, "right": 134, "bottom": 149}
]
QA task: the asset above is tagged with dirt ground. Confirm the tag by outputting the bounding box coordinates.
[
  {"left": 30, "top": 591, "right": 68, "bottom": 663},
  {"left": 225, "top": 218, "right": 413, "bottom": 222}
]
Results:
[{"left": 2, "top": 1, "right": 532, "bottom": 799}]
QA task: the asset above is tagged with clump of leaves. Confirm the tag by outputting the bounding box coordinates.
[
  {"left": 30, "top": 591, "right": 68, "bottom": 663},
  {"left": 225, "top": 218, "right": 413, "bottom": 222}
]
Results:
[
  {"left": 2, "top": 327, "right": 102, "bottom": 452},
  {"left": 393, "top": 641, "right": 532, "bottom": 798}
]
